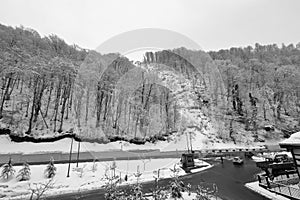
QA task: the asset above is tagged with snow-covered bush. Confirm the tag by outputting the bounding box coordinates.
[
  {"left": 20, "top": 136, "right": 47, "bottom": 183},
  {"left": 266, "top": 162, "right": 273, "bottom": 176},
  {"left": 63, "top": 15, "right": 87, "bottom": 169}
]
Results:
[
  {"left": 45, "top": 158, "right": 56, "bottom": 178},
  {"left": 73, "top": 164, "right": 86, "bottom": 178},
  {"left": 127, "top": 168, "right": 144, "bottom": 200},
  {"left": 104, "top": 179, "right": 119, "bottom": 200},
  {"left": 169, "top": 164, "right": 184, "bottom": 199},
  {"left": 152, "top": 175, "right": 168, "bottom": 200},
  {"left": 104, "top": 166, "right": 122, "bottom": 200},
  {"left": 194, "top": 185, "right": 210, "bottom": 200},
  {"left": 1, "top": 158, "right": 15, "bottom": 180},
  {"left": 17, "top": 161, "right": 31, "bottom": 181},
  {"left": 110, "top": 160, "right": 117, "bottom": 178},
  {"left": 194, "top": 182, "right": 218, "bottom": 200},
  {"left": 186, "top": 183, "right": 191, "bottom": 196},
  {"left": 91, "top": 159, "right": 97, "bottom": 173}
]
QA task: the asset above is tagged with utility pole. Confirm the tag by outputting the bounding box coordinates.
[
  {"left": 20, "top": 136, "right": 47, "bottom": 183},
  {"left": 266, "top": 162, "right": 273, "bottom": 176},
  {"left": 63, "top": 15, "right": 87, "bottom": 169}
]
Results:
[
  {"left": 76, "top": 141, "right": 80, "bottom": 167},
  {"left": 185, "top": 132, "right": 190, "bottom": 153},
  {"left": 67, "top": 138, "right": 73, "bottom": 177},
  {"left": 189, "top": 132, "right": 193, "bottom": 152}
]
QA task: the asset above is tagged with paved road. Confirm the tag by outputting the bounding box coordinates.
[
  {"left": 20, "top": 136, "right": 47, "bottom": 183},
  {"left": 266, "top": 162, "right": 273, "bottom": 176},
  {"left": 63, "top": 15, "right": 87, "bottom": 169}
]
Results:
[
  {"left": 1, "top": 144, "right": 279, "bottom": 166},
  {"left": 0, "top": 150, "right": 184, "bottom": 165}
]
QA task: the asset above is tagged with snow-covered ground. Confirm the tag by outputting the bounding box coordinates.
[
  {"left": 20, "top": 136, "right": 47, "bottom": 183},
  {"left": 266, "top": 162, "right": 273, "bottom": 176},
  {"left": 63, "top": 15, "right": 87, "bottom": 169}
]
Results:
[
  {"left": 146, "top": 192, "right": 218, "bottom": 200},
  {"left": 0, "top": 134, "right": 269, "bottom": 155},
  {"left": 245, "top": 181, "right": 290, "bottom": 200},
  {"left": 0, "top": 158, "right": 212, "bottom": 199}
]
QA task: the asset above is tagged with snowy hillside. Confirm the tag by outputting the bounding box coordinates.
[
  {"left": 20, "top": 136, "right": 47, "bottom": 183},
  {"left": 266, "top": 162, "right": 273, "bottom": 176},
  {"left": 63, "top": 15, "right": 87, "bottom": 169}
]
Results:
[{"left": 1, "top": 23, "right": 299, "bottom": 150}]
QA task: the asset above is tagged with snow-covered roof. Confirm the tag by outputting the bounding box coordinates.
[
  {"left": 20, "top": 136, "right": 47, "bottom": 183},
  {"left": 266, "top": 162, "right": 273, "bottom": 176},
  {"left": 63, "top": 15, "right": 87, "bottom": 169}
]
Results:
[{"left": 280, "top": 131, "right": 300, "bottom": 147}]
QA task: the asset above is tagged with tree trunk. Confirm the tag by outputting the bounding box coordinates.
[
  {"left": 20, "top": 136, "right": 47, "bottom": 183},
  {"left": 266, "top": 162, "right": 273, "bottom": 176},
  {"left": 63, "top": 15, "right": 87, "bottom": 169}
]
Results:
[
  {"left": 0, "top": 76, "right": 12, "bottom": 118},
  {"left": 44, "top": 82, "right": 53, "bottom": 118},
  {"left": 26, "top": 78, "right": 39, "bottom": 134},
  {"left": 33, "top": 78, "right": 46, "bottom": 123},
  {"left": 58, "top": 81, "right": 70, "bottom": 133},
  {"left": 85, "top": 88, "right": 90, "bottom": 125},
  {"left": 96, "top": 86, "right": 104, "bottom": 128},
  {"left": 53, "top": 80, "right": 62, "bottom": 132}
]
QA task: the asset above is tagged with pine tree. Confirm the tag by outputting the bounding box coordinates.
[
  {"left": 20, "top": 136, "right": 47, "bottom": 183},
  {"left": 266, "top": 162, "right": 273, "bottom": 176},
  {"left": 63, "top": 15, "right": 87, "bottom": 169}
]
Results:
[
  {"left": 45, "top": 158, "right": 56, "bottom": 178},
  {"left": 1, "top": 157, "right": 15, "bottom": 180},
  {"left": 17, "top": 161, "right": 31, "bottom": 181}
]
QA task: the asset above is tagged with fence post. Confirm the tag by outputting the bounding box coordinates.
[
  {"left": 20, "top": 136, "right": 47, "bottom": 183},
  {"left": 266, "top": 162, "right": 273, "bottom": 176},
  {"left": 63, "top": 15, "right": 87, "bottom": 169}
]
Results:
[
  {"left": 257, "top": 175, "right": 261, "bottom": 183},
  {"left": 266, "top": 177, "right": 270, "bottom": 189}
]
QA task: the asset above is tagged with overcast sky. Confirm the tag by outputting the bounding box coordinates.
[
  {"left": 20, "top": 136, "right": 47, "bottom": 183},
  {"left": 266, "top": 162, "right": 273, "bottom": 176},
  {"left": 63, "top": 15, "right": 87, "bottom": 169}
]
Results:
[{"left": 0, "top": 0, "right": 299, "bottom": 52}]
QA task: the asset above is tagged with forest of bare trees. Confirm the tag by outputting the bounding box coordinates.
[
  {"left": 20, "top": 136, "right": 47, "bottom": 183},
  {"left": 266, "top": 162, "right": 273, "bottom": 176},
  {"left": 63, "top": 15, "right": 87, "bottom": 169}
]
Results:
[{"left": 1, "top": 23, "right": 300, "bottom": 144}]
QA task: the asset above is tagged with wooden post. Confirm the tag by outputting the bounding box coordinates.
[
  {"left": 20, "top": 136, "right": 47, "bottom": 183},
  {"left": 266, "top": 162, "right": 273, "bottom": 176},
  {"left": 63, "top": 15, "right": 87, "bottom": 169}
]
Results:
[{"left": 67, "top": 138, "right": 73, "bottom": 177}]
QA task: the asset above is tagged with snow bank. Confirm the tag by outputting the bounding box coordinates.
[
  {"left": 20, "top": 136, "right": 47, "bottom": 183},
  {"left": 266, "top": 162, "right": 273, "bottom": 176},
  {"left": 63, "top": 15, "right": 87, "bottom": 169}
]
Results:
[
  {"left": 0, "top": 158, "right": 212, "bottom": 199},
  {"left": 0, "top": 134, "right": 267, "bottom": 155}
]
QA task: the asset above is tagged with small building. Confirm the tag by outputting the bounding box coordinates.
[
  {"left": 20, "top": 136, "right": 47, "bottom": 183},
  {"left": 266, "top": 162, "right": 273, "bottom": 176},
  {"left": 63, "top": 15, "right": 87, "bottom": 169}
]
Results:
[
  {"left": 279, "top": 131, "right": 300, "bottom": 179},
  {"left": 181, "top": 153, "right": 195, "bottom": 168}
]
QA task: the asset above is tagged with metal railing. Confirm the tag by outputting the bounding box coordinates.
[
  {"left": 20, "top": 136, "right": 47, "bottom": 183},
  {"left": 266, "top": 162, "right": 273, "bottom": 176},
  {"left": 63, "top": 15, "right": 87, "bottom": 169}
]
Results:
[
  {"left": 271, "top": 181, "right": 300, "bottom": 199},
  {"left": 258, "top": 175, "right": 300, "bottom": 200}
]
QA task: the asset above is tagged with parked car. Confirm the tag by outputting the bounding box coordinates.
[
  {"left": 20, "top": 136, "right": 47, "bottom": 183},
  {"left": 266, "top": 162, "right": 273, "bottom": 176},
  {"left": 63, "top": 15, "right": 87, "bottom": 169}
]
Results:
[
  {"left": 274, "top": 154, "right": 289, "bottom": 163},
  {"left": 233, "top": 157, "right": 244, "bottom": 165}
]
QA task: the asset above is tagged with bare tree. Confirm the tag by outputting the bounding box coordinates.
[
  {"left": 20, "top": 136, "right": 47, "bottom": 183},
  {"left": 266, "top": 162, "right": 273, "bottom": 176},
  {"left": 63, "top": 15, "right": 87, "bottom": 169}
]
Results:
[{"left": 29, "top": 179, "right": 54, "bottom": 200}]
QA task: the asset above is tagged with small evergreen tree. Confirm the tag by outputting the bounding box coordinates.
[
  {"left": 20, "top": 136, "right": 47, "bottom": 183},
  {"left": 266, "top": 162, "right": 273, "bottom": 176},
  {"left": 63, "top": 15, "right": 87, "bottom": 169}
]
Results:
[
  {"left": 45, "top": 158, "right": 56, "bottom": 178},
  {"left": 1, "top": 157, "right": 15, "bottom": 180},
  {"left": 17, "top": 161, "right": 31, "bottom": 181}
]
